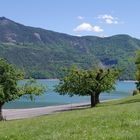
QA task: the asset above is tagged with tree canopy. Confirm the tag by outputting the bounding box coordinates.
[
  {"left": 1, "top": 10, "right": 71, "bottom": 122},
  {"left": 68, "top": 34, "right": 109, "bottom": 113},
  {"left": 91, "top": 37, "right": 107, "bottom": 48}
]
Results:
[
  {"left": 135, "top": 51, "right": 140, "bottom": 91},
  {"left": 56, "top": 66, "right": 120, "bottom": 107},
  {"left": 0, "top": 58, "right": 45, "bottom": 120}
]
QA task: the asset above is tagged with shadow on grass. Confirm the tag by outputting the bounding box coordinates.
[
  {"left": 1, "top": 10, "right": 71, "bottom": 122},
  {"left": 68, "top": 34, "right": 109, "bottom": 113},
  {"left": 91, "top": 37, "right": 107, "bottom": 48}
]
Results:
[
  {"left": 53, "top": 97, "right": 140, "bottom": 113},
  {"left": 115, "top": 99, "right": 140, "bottom": 105},
  {"left": 52, "top": 98, "right": 140, "bottom": 113},
  {"left": 52, "top": 104, "right": 91, "bottom": 113},
  {"left": 98, "top": 98, "right": 140, "bottom": 108}
]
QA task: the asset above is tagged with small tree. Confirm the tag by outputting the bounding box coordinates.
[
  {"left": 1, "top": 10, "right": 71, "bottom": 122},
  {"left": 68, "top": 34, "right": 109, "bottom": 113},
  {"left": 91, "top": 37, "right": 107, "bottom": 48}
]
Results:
[
  {"left": 56, "top": 66, "right": 120, "bottom": 107},
  {"left": 0, "top": 59, "right": 45, "bottom": 120},
  {"left": 135, "top": 51, "right": 140, "bottom": 91}
]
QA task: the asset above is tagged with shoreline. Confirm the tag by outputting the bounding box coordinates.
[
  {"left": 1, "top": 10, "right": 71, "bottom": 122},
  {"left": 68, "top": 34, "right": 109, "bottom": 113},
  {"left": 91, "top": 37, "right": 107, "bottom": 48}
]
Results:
[
  {"left": 25, "top": 78, "right": 136, "bottom": 82},
  {"left": 3, "top": 102, "right": 90, "bottom": 120},
  {"left": 121, "top": 80, "right": 136, "bottom": 83},
  {"left": 3, "top": 99, "right": 118, "bottom": 120}
]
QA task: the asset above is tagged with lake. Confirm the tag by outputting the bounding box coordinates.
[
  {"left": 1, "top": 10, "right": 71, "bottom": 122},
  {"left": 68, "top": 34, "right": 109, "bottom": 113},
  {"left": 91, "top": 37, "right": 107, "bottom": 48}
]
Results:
[{"left": 3, "top": 79, "right": 136, "bottom": 109}]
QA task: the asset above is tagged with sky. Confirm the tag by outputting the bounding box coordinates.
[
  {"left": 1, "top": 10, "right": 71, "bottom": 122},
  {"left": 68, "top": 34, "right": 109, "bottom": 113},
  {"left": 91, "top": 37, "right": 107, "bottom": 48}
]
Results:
[{"left": 0, "top": 0, "right": 140, "bottom": 38}]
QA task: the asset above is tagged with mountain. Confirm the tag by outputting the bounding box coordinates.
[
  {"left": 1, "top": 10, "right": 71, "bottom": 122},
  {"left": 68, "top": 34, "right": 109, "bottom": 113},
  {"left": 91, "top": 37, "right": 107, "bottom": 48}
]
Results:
[{"left": 0, "top": 17, "right": 139, "bottom": 80}]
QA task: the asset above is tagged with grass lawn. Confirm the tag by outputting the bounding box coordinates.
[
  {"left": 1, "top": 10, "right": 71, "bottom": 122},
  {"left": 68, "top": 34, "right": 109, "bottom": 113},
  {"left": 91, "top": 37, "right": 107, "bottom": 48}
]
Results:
[{"left": 0, "top": 95, "right": 140, "bottom": 140}]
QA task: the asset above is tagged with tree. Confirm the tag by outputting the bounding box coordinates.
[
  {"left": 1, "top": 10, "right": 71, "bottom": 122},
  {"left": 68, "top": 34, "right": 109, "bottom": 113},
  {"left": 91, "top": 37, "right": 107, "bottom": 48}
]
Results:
[
  {"left": 0, "top": 59, "right": 45, "bottom": 120},
  {"left": 56, "top": 66, "right": 120, "bottom": 107},
  {"left": 135, "top": 51, "right": 140, "bottom": 92}
]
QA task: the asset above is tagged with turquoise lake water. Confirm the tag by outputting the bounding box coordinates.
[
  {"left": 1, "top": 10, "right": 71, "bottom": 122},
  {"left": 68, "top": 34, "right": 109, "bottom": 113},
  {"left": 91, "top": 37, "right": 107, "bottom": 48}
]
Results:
[{"left": 3, "top": 80, "right": 136, "bottom": 109}]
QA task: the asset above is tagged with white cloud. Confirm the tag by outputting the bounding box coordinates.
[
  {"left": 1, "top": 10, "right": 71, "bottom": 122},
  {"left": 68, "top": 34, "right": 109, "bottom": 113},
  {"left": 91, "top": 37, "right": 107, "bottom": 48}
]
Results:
[
  {"left": 98, "top": 14, "right": 119, "bottom": 24},
  {"left": 93, "top": 26, "right": 104, "bottom": 32},
  {"left": 106, "top": 19, "right": 113, "bottom": 24},
  {"left": 100, "top": 15, "right": 114, "bottom": 20},
  {"left": 77, "top": 16, "right": 85, "bottom": 20},
  {"left": 74, "top": 23, "right": 103, "bottom": 32}
]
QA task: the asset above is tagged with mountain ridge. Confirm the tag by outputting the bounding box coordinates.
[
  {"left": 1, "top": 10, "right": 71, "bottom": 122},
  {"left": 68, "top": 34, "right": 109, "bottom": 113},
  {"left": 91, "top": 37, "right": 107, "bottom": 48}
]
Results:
[
  {"left": 0, "top": 17, "right": 139, "bottom": 80},
  {"left": 1, "top": 16, "right": 139, "bottom": 42}
]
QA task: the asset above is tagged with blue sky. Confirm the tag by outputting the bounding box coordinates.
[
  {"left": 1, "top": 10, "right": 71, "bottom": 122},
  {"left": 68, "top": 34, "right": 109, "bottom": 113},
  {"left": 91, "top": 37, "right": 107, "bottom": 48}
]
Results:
[{"left": 0, "top": 0, "right": 140, "bottom": 38}]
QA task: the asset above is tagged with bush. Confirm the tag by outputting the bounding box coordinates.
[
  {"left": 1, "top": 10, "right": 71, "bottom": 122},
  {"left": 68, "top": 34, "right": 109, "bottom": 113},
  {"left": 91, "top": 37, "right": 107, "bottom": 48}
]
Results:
[{"left": 132, "top": 90, "right": 139, "bottom": 96}]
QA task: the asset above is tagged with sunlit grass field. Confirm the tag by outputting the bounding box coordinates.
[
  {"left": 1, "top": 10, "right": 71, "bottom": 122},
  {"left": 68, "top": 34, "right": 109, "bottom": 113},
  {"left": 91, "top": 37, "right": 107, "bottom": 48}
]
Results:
[{"left": 0, "top": 95, "right": 140, "bottom": 140}]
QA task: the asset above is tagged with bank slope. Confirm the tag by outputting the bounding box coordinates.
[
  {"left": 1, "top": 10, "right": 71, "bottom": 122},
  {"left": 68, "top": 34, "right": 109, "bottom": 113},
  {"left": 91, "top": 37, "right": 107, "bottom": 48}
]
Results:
[{"left": 0, "top": 95, "right": 140, "bottom": 140}]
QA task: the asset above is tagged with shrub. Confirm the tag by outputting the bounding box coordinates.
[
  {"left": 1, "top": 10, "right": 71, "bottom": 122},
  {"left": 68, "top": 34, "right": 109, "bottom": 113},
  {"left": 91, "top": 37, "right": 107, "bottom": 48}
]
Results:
[{"left": 132, "top": 90, "right": 139, "bottom": 96}]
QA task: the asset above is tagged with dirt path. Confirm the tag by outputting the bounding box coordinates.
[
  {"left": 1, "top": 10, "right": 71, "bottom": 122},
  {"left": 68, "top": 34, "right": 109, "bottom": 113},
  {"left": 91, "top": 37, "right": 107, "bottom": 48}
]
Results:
[{"left": 3, "top": 103, "right": 90, "bottom": 120}]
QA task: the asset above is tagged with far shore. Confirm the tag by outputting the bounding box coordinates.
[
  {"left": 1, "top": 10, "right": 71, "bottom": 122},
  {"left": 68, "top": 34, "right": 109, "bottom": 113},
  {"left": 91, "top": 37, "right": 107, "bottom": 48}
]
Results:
[
  {"left": 121, "top": 80, "right": 136, "bottom": 83},
  {"left": 24, "top": 78, "right": 137, "bottom": 82}
]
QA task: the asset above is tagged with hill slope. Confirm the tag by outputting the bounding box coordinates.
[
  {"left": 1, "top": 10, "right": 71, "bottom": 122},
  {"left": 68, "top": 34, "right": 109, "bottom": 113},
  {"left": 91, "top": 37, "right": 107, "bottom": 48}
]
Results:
[
  {"left": 0, "top": 95, "right": 140, "bottom": 140},
  {"left": 0, "top": 17, "right": 140, "bottom": 79}
]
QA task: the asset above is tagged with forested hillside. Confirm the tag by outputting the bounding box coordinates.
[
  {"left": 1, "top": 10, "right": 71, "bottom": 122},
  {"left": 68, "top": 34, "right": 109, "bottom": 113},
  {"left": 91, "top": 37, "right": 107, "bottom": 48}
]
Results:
[{"left": 0, "top": 17, "right": 139, "bottom": 79}]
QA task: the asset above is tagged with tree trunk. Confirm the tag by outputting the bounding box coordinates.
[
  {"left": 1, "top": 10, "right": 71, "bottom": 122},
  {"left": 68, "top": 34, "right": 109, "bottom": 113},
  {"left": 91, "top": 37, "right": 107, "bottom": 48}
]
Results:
[
  {"left": 95, "top": 93, "right": 100, "bottom": 104},
  {"left": 0, "top": 103, "right": 4, "bottom": 121},
  {"left": 90, "top": 92, "right": 100, "bottom": 107},
  {"left": 90, "top": 93, "right": 96, "bottom": 107}
]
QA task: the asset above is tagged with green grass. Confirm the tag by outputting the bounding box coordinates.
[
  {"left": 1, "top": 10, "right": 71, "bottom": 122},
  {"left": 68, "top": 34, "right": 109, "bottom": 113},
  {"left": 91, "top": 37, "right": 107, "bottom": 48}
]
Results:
[{"left": 0, "top": 95, "right": 140, "bottom": 140}]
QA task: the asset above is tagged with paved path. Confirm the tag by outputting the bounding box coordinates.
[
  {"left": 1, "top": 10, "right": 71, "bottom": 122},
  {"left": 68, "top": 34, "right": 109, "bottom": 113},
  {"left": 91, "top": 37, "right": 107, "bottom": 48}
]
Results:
[{"left": 3, "top": 103, "right": 90, "bottom": 120}]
